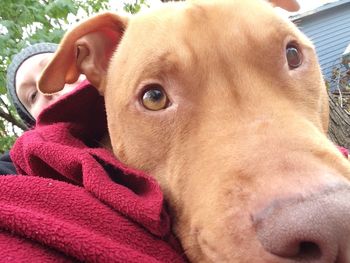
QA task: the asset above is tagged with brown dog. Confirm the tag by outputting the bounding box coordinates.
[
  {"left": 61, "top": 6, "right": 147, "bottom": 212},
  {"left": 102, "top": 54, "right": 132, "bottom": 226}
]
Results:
[{"left": 39, "top": 0, "right": 350, "bottom": 262}]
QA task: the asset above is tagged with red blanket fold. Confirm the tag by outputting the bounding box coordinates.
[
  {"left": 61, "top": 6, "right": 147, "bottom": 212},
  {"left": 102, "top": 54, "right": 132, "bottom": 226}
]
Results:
[{"left": 5, "top": 82, "right": 186, "bottom": 262}]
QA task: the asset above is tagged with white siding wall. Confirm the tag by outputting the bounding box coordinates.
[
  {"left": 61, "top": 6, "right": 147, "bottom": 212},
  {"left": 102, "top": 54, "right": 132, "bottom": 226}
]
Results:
[{"left": 293, "top": 2, "right": 350, "bottom": 83}]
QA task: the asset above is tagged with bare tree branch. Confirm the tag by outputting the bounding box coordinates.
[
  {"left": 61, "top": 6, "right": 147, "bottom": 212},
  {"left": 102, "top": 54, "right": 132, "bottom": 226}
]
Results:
[
  {"left": 0, "top": 109, "right": 26, "bottom": 131},
  {"left": 0, "top": 96, "right": 26, "bottom": 130}
]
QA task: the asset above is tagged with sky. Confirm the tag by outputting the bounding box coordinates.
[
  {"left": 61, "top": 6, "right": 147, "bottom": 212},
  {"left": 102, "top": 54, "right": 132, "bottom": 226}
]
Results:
[
  {"left": 114, "top": 0, "right": 340, "bottom": 15},
  {"left": 295, "top": 0, "right": 338, "bottom": 13}
]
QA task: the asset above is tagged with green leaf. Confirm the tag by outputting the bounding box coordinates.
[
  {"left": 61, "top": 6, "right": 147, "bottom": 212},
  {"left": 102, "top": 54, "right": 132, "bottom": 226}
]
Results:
[{"left": 0, "top": 134, "right": 16, "bottom": 154}]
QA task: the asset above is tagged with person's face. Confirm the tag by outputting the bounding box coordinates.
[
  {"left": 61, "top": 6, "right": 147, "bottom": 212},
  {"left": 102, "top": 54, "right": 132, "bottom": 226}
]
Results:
[{"left": 15, "top": 53, "right": 84, "bottom": 120}]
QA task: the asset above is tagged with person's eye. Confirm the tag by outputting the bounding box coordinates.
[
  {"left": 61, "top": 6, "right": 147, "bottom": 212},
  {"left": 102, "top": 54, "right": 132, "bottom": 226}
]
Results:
[{"left": 28, "top": 90, "right": 38, "bottom": 104}]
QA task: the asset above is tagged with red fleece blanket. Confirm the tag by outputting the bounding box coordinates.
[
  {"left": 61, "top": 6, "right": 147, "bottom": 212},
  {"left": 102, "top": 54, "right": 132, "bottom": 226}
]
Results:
[{"left": 4, "top": 81, "right": 186, "bottom": 262}]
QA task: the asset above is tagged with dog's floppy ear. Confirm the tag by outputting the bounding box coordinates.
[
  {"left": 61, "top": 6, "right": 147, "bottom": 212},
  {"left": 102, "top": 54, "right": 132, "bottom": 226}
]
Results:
[
  {"left": 39, "top": 12, "right": 128, "bottom": 95},
  {"left": 268, "top": 0, "right": 300, "bottom": 11}
]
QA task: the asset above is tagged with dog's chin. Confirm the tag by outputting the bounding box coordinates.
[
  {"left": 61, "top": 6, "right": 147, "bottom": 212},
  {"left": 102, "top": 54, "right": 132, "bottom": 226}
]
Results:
[{"left": 164, "top": 188, "right": 250, "bottom": 262}]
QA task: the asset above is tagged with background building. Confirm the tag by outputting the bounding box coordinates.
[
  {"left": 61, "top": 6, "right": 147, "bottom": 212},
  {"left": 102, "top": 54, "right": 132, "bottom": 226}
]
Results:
[{"left": 291, "top": 0, "right": 350, "bottom": 90}]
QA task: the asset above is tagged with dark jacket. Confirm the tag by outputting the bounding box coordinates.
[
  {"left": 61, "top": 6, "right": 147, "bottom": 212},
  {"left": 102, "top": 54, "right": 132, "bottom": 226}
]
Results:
[{"left": 0, "top": 151, "right": 16, "bottom": 175}]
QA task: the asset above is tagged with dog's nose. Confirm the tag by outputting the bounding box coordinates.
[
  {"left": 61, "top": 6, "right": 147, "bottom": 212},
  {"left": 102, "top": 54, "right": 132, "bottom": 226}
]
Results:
[{"left": 253, "top": 185, "right": 350, "bottom": 263}]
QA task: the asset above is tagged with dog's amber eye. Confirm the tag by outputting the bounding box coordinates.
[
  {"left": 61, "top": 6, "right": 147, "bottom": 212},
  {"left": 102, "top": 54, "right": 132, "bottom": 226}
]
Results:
[
  {"left": 286, "top": 43, "right": 302, "bottom": 69},
  {"left": 141, "top": 84, "right": 168, "bottom": 111}
]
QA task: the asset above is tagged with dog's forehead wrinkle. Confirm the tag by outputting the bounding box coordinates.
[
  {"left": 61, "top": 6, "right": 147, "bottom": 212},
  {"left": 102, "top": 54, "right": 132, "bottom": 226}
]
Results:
[
  {"left": 119, "top": 0, "right": 299, "bottom": 88},
  {"left": 115, "top": 33, "right": 204, "bottom": 94}
]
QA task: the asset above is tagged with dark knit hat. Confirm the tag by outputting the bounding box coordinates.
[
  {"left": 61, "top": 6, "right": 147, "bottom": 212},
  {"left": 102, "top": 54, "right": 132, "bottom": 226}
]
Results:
[{"left": 6, "top": 43, "right": 58, "bottom": 128}]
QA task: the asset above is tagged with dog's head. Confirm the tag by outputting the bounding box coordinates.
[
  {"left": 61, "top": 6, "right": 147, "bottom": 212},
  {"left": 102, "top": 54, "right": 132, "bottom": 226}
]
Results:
[{"left": 39, "top": 0, "right": 350, "bottom": 262}]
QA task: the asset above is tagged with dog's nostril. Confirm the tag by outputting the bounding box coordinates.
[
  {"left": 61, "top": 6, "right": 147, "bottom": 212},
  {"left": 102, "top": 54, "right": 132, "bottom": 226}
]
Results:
[
  {"left": 253, "top": 186, "right": 350, "bottom": 262},
  {"left": 296, "top": 241, "right": 322, "bottom": 260},
  {"left": 273, "top": 240, "right": 322, "bottom": 260}
]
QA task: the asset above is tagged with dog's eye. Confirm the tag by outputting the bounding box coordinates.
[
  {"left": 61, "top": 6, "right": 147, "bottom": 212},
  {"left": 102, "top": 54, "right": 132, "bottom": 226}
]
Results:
[
  {"left": 141, "top": 84, "right": 168, "bottom": 111},
  {"left": 286, "top": 43, "right": 302, "bottom": 69}
]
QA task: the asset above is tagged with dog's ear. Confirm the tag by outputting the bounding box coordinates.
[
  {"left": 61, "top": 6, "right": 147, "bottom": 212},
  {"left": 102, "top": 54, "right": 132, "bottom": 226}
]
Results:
[
  {"left": 268, "top": 0, "right": 300, "bottom": 11},
  {"left": 39, "top": 12, "right": 128, "bottom": 95}
]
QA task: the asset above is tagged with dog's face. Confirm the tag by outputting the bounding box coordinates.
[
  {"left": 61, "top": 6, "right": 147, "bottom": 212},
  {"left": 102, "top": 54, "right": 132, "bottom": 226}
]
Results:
[{"left": 39, "top": 0, "right": 350, "bottom": 262}]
